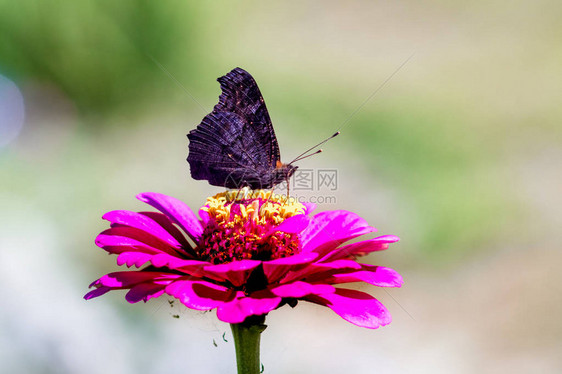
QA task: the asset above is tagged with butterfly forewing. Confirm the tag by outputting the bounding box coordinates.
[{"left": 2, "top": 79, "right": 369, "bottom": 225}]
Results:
[
  {"left": 214, "top": 68, "right": 280, "bottom": 167},
  {"left": 188, "top": 111, "right": 273, "bottom": 188},
  {"left": 187, "top": 67, "right": 295, "bottom": 189}
]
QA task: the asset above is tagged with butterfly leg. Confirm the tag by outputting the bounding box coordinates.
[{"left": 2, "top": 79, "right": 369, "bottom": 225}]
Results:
[
  {"left": 285, "top": 174, "right": 291, "bottom": 204},
  {"left": 268, "top": 186, "right": 275, "bottom": 203},
  {"left": 259, "top": 187, "right": 276, "bottom": 216},
  {"left": 234, "top": 186, "right": 245, "bottom": 201}
]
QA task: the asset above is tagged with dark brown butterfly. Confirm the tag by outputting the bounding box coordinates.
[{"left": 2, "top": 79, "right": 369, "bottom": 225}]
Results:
[
  {"left": 187, "top": 67, "right": 297, "bottom": 190},
  {"left": 187, "top": 68, "right": 337, "bottom": 190}
]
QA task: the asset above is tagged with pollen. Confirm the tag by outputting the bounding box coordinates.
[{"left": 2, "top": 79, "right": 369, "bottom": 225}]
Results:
[{"left": 197, "top": 189, "right": 305, "bottom": 264}]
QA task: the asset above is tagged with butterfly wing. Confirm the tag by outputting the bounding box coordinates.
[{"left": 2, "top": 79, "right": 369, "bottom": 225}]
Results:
[
  {"left": 215, "top": 68, "right": 280, "bottom": 166},
  {"left": 188, "top": 111, "right": 275, "bottom": 189},
  {"left": 187, "top": 68, "right": 281, "bottom": 188}
]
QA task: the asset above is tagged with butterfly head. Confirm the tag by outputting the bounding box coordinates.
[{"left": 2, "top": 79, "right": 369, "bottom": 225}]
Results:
[{"left": 274, "top": 160, "right": 298, "bottom": 184}]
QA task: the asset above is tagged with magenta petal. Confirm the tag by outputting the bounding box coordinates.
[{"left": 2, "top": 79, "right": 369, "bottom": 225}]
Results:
[
  {"left": 198, "top": 208, "right": 210, "bottom": 225},
  {"left": 271, "top": 281, "right": 335, "bottom": 298},
  {"left": 140, "top": 211, "right": 191, "bottom": 248},
  {"left": 268, "top": 214, "right": 310, "bottom": 235},
  {"left": 166, "top": 280, "right": 234, "bottom": 310},
  {"left": 91, "top": 271, "right": 181, "bottom": 288},
  {"left": 313, "top": 259, "right": 363, "bottom": 270},
  {"left": 266, "top": 252, "right": 319, "bottom": 266},
  {"left": 281, "top": 259, "right": 362, "bottom": 283},
  {"left": 148, "top": 255, "right": 212, "bottom": 280},
  {"left": 302, "top": 202, "right": 316, "bottom": 215},
  {"left": 300, "top": 210, "right": 375, "bottom": 256},
  {"left": 136, "top": 192, "right": 203, "bottom": 241},
  {"left": 327, "top": 266, "right": 403, "bottom": 287},
  {"left": 150, "top": 253, "right": 179, "bottom": 268},
  {"left": 117, "top": 252, "right": 153, "bottom": 268},
  {"left": 262, "top": 253, "right": 318, "bottom": 283},
  {"left": 203, "top": 260, "right": 261, "bottom": 287},
  {"left": 84, "top": 287, "right": 111, "bottom": 300},
  {"left": 95, "top": 227, "right": 179, "bottom": 256},
  {"left": 126, "top": 283, "right": 166, "bottom": 303},
  {"left": 149, "top": 255, "right": 209, "bottom": 273},
  {"left": 306, "top": 288, "right": 391, "bottom": 329},
  {"left": 96, "top": 232, "right": 157, "bottom": 255},
  {"left": 216, "top": 292, "right": 281, "bottom": 324},
  {"left": 149, "top": 253, "right": 199, "bottom": 269},
  {"left": 321, "top": 235, "right": 400, "bottom": 261},
  {"left": 173, "top": 260, "right": 221, "bottom": 280},
  {"left": 103, "top": 210, "right": 183, "bottom": 249}
]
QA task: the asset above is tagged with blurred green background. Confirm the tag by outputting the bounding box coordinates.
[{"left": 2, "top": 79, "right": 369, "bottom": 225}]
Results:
[{"left": 1, "top": 1, "right": 560, "bottom": 373}]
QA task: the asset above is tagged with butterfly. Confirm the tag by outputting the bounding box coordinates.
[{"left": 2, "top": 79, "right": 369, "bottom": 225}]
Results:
[
  {"left": 187, "top": 67, "right": 298, "bottom": 190},
  {"left": 187, "top": 68, "right": 338, "bottom": 190}
]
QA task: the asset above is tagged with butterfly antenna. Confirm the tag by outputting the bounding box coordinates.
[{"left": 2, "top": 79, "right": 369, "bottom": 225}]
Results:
[
  {"left": 292, "top": 149, "right": 323, "bottom": 163},
  {"left": 289, "top": 131, "right": 340, "bottom": 165}
]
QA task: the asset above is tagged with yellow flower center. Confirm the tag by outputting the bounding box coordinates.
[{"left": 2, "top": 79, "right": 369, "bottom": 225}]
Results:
[
  {"left": 202, "top": 189, "right": 305, "bottom": 226},
  {"left": 197, "top": 190, "right": 305, "bottom": 264}
]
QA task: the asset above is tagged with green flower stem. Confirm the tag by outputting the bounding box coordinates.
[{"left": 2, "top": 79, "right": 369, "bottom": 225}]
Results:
[{"left": 230, "top": 317, "right": 267, "bottom": 374}]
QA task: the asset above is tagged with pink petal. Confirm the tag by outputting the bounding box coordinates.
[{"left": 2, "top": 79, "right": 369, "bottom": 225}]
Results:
[
  {"left": 216, "top": 292, "right": 281, "bottom": 324},
  {"left": 305, "top": 288, "right": 391, "bottom": 329},
  {"left": 262, "top": 252, "right": 318, "bottom": 283},
  {"left": 84, "top": 287, "right": 111, "bottom": 300},
  {"left": 300, "top": 210, "right": 375, "bottom": 256},
  {"left": 323, "top": 266, "right": 403, "bottom": 287},
  {"left": 117, "top": 252, "right": 153, "bottom": 268},
  {"left": 147, "top": 255, "right": 218, "bottom": 280},
  {"left": 173, "top": 260, "right": 223, "bottom": 280},
  {"left": 302, "top": 202, "right": 316, "bottom": 215},
  {"left": 103, "top": 210, "right": 183, "bottom": 249},
  {"left": 267, "top": 214, "right": 310, "bottom": 236},
  {"left": 126, "top": 283, "right": 167, "bottom": 303},
  {"left": 90, "top": 271, "right": 181, "bottom": 288},
  {"left": 149, "top": 255, "right": 208, "bottom": 273},
  {"left": 313, "top": 259, "right": 363, "bottom": 270},
  {"left": 281, "top": 259, "right": 362, "bottom": 284},
  {"left": 198, "top": 208, "right": 210, "bottom": 225},
  {"left": 203, "top": 260, "right": 261, "bottom": 287},
  {"left": 150, "top": 253, "right": 197, "bottom": 269},
  {"left": 271, "top": 281, "right": 335, "bottom": 298},
  {"left": 95, "top": 227, "right": 178, "bottom": 256},
  {"left": 166, "top": 280, "right": 234, "bottom": 310},
  {"left": 140, "top": 211, "right": 191, "bottom": 248},
  {"left": 321, "top": 235, "right": 400, "bottom": 261},
  {"left": 137, "top": 192, "right": 203, "bottom": 241},
  {"left": 114, "top": 252, "right": 209, "bottom": 274}
]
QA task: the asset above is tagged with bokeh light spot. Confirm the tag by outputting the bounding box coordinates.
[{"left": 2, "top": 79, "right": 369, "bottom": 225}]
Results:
[{"left": 0, "top": 74, "right": 25, "bottom": 148}]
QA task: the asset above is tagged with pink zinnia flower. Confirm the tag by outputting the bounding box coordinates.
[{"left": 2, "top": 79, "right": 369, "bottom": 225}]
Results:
[{"left": 85, "top": 191, "right": 402, "bottom": 328}]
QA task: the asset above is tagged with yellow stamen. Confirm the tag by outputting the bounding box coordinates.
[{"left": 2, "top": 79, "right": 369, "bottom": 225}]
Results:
[{"left": 201, "top": 189, "right": 305, "bottom": 226}]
